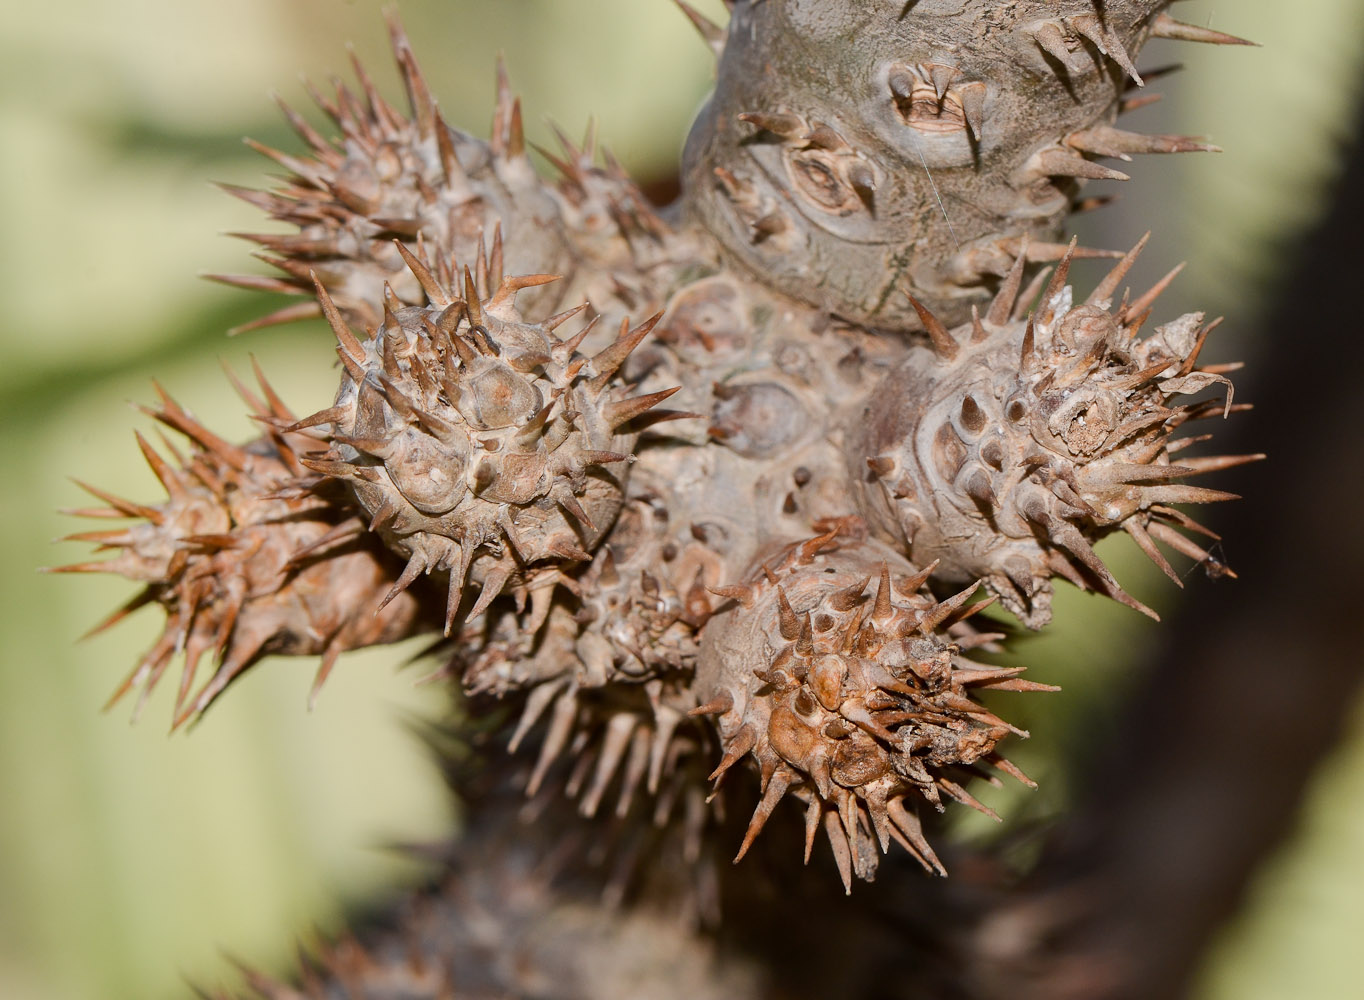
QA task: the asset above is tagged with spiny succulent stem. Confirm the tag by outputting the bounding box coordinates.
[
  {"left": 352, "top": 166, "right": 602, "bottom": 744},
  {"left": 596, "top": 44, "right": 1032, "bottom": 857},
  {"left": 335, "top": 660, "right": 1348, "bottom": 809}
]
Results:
[{"left": 56, "top": 2, "right": 1260, "bottom": 967}]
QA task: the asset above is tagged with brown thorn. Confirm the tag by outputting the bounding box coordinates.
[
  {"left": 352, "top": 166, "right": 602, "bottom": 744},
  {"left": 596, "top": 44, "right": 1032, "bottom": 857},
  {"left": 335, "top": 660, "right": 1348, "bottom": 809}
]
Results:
[
  {"left": 311, "top": 273, "right": 366, "bottom": 363},
  {"left": 526, "top": 688, "right": 578, "bottom": 797},
  {"left": 375, "top": 553, "right": 425, "bottom": 615},
  {"left": 552, "top": 484, "right": 597, "bottom": 534},
  {"left": 938, "top": 778, "right": 1000, "bottom": 822},
  {"left": 1068, "top": 125, "right": 1220, "bottom": 159},
  {"left": 1013, "top": 266, "right": 1053, "bottom": 322},
  {"left": 1150, "top": 12, "right": 1257, "bottom": 47},
  {"left": 283, "top": 518, "right": 364, "bottom": 569},
  {"left": 823, "top": 810, "right": 854, "bottom": 894},
  {"left": 1031, "top": 21, "right": 1078, "bottom": 72},
  {"left": 1176, "top": 453, "right": 1265, "bottom": 475},
  {"left": 959, "top": 81, "right": 986, "bottom": 140},
  {"left": 1070, "top": 14, "right": 1144, "bottom": 87},
  {"left": 707, "top": 584, "right": 754, "bottom": 609},
  {"left": 463, "top": 267, "right": 483, "bottom": 327},
  {"left": 962, "top": 468, "right": 998, "bottom": 509},
  {"left": 1032, "top": 148, "right": 1130, "bottom": 182},
  {"left": 580, "top": 712, "right": 638, "bottom": 818},
  {"left": 899, "top": 559, "right": 940, "bottom": 595},
  {"left": 796, "top": 613, "right": 815, "bottom": 657},
  {"left": 708, "top": 724, "right": 756, "bottom": 784},
  {"left": 803, "top": 798, "right": 821, "bottom": 865},
  {"left": 920, "top": 580, "right": 986, "bottom": 632},
  {"left": 242, "top": 137, "right": 324, "bottom": 187},
  {"left": 1050, "top": 519, "right": 1160, "bottom": 620},
  {"left": 285, "top": 405, "right": 348, "bottom": 434},
  {"left": 1141, "top": 484, "right": 1240, "bottom": 505},
  {"left": 1020, "top": 314, "right": 1037, "bottom": 370},
  {"left": 490, "top": 55, "right": 514, "bottom": 158},
  {"left": 434, "top": 110, "right": 469, "bottom": 189},
  {"left": 988, "top": 754, "right": 1036, "bottom": 788},
  {"left": 986, "top": 235, "right": 1028, "bottom": 327},
  {"left": 491, "top": 223, "right": 504, "bottom": 287},
  {"left": 1127, "top": 261, "right": 1187, "bottom": 319},
  {"left": 1146, "top": 520, "right": 1233, "bottom": 578},
  {"left": 246, "top": 357, "right": 293, "bottom": 423},
  {"left": 150, "top": 383, "right": 252, "bottom": 471},
  {"left": 886, "top": 797, "right": 947, "bottom": 876},
  {"left": 737, "top": 110, "right": 806, "bottom": 140},
  {"left": 1125, "top": 519, "right": 1183, "bottom": 587},
  {"left": 506, "top": 99, "right": 525, "bottom": 161},
  {"left": 393, "top": 241, "right": 448, "bottom": 306},
  {"left": 467, "top": 564, "right": 513, "bottom": 625},
  {"left": 873, "top": 563, "right": 894, "bottom": 621},
  {"left": 308, "top": 645, "right": 342, "bottom": 712},
  {"left": 487, "top": 272, "right": 560, "bottom": 313},
  {"left": 270, "top": 92, "right": 333, "bottom": 156},
  {"left": 508, "top": 681, "right": 566, "bottom": 754},
  {"left": 1040, "top": 236, "right": 1077, "bottom": 321},
  {"left": 674, "top": 0, "right": 725, "bottom": 56},
  {"left": 132, "top": 431, "right": 185, "bottom": 500},
  {"left": 228, "top": 300, "right": 321, "bottom": 336},
  {"left": 775, "top": 587, "right": 800, "bottom": 640},
  {"left": 59, "top": 527, "right": 133, "bottom": 547},
  {"left": 734, "top": 769, "right": 795, "bottom": 863},
  {"left": 203, "top": 272, "right": 304, "bottom": 296},
  {"left": 385, "top": 10, "right": 435, "bottom": 136},
  {"left": 586, "top": 313, "right": 663, "bottom": 396},
  {"left": 545, "top": 301, "right": 590, "bottom": 333},
  {"left": 1086, "top": 231, "right": 1150, "bottom": 306},
  {"left": 969, "top": 305, "right": 987, "bottom": 344},
  {"left": 41, "top": 560, "right": 114, "bottom": 575},
  {"left": 689, "top": 691, "right": 735, "bottom": 718},
  {"left": 1176, "top": 316, "right": 1225, "bottom": 376},
  {"left": 905, "top": 293, "right": 960, "bottom": 361},
  {"left": 829, "top": 576, "right": 871, "bottom": 612}
]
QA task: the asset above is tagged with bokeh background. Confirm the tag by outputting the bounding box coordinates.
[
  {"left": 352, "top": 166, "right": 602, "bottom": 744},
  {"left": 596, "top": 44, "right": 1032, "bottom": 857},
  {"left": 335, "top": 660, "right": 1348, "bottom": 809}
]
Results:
[{"left": 1, "top": 1, "right": 1360, "bottom": 998}]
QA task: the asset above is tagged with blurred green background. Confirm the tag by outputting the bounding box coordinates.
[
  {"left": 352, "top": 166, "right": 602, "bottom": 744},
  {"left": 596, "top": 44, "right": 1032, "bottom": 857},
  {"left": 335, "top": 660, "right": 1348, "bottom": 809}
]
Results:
[{"left": 1, "top": 2, "right": 1360, "bottom": 998}]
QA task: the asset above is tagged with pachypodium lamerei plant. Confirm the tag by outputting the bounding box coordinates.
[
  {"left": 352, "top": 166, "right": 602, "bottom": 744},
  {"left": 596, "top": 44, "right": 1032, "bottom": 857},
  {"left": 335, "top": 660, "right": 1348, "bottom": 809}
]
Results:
[{"left": 56, "top": 1, "right": 1258, "bottom": 994}]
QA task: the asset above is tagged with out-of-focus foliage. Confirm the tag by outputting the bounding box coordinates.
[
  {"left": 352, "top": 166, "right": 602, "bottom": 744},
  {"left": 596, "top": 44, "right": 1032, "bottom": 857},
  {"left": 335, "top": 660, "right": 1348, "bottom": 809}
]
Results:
[{"left": 0, "top": 2, "right": 1358, "bottom": 999}]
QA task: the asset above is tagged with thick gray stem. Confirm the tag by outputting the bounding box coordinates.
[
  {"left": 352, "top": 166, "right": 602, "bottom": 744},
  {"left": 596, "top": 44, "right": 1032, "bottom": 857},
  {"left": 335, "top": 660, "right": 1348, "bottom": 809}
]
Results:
[{"left": 682, "top": 0, "right": 1171, "bottom": 331}]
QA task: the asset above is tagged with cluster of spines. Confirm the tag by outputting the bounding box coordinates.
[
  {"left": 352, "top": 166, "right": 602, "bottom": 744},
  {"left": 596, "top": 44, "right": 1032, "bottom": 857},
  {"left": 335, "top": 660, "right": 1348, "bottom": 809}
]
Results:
[
  {"left": 452, "top": 499, "right": 714, "bottom": 824},
  {"left": 292, "top": 239, "right": 679, "bottom": 642},
  {"left": 537, "top": 119, "right": 674, "bottom": 256},
  {"left": 514, "top": 673, "right": 706, "bottom": 837},
  {"left": 215, "top": 12, "right": 680, "bottom": 341},
  {"left": 857, "top": 236, "right": 1258, "bottom": 627},
  {"left": 696, "top": 532, "right": 1049, "bottom": 892},
  {"left": 211, "top": 13, "right": 569, "bottom": 335},
  {"left": 50, "top": 370, "right": 428, "bottom": 726}
]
